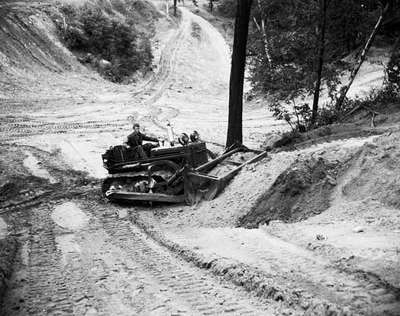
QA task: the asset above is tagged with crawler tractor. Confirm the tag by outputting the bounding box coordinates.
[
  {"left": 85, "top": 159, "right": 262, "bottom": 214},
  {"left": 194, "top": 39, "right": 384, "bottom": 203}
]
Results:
[{"left": 101, "top": 139, "right": 267, "bottom": 205}]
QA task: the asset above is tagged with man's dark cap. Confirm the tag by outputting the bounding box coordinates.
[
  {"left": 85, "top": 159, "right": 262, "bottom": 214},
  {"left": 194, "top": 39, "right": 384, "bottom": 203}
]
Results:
[{"left": 133, "top": 123, "right": 140, "bottom": 129}]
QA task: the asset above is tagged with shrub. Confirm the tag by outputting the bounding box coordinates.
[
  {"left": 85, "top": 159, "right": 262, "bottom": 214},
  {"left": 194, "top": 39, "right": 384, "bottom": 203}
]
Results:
[
  {"left": 386, "top": 50, "right": 400, "bottom": 91},
  {"left": 342, "top": 85, "right": 399, "bottom": 111},
  {"left": 216, "top": 0, "right": 236, "bottom": 17},
  {"left": 55, "top": 4, "right": 153, "bottom": 83}
]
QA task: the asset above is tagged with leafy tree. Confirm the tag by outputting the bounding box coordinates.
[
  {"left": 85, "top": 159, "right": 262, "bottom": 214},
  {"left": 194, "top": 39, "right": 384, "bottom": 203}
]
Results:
[
  {"left": 336, "top": 1, "right": 390, "bottom": 110},
  {"left": 386, "top": 38, "right": 400, "bottom": 90},
  {"left": 247, "top": 0, "right": 383, "bottom": 129},
  {"left": 216, "top": 0, "right": 237, "bottom": 17}
]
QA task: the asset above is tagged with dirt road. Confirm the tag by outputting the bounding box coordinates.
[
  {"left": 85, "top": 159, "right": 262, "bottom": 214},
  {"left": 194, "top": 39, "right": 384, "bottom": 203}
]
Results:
[{"left": 2, "top": 199, "right": 279, "bottom": 315}]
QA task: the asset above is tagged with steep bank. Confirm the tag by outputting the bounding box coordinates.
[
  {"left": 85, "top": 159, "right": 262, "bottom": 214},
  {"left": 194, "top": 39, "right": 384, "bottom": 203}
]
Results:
[{"left": 0, "top": 0, "right": 161, "bottom": 91}]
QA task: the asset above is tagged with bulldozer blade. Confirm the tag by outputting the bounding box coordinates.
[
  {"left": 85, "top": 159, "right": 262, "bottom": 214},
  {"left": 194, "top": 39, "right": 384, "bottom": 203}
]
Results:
[
  {"left": 106, "top": 191, "right": 185, "bottom": 203},
  {"left": 203, "top": 180, "right": 224, "bottom": 201}
]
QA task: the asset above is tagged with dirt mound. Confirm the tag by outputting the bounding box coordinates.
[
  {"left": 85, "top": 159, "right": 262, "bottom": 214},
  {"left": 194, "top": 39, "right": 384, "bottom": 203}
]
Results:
[
  {"left": 342, "top": 131, "right": 400, "bottom": 209},
  {"left": 238, "top": 158, "right": 339, "bottom": 228}
]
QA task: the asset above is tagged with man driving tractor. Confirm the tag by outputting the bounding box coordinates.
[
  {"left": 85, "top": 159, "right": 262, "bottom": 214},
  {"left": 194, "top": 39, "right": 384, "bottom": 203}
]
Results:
[{"left": 127, "top": 123, "right": 159, "bottom": 158}]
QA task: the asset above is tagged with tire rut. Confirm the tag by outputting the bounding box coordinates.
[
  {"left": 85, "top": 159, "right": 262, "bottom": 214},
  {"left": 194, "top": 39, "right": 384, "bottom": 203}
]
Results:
[
  {"left": 2, "top": 200, "right": 275, "bottom": 315},
  {"left": 3, "top": 206, "right": 75, "bottom": 315},
  {"left": 167, "top": 228, "right": 400, "bottom": 315},
  {"left": 0, "top": 190, "right": 52, "bottom": 215},
  {"left": 0, "top": 119, "right": 124, "bottom": 141},
  {"left": 90, "top": 206, "right": 272, "bottom": 315}
]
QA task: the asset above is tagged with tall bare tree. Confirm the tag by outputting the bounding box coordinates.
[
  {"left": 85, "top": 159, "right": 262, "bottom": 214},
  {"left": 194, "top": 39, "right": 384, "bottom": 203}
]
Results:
[
  {"left": 336, "top": 2, "right": 389, "bottom": 111},
  {"left": 174, "top": 0, "right": 177, "bottom": 16},
  {"left": 311, "top": 0, "right": 328, "bottom": 125},
  {"left": 253, "top": 0, "right": 272, "bottom": 66},
  {"left": 226, "top": 0, "right": 253, "bottom": 147}
]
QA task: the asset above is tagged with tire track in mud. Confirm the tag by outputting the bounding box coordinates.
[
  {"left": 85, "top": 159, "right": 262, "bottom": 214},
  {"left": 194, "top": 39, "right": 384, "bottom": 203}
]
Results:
[
  {"left": 134, "top": 10, "right": 192, "bottom": 134},
  {"left": 0, "top": 119, "right": 124, "bottom": 142},
  {"left": 2, "top": 200, "right": 274, "bottom": 315},
  {"left": 131, "top": 215, "right": 400, "bottom": 316},
  {"left": 227, "top": 233, "right": 400, "bottom": 315},
  {"left": 89, "top": 205, "right": 272, "bottom": 315},
  {"left": 2, "top": 206, "right": 75, "bottom": 315},
  {"left": 131, "top": 18, "right": 187, "bottom": 103},
  {"left": 0, "top": 190, "right": 52, "bottom": 215}
]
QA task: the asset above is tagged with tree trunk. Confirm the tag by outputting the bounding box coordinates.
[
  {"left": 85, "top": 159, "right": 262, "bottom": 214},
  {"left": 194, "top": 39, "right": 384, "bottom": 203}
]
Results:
[
  {"left": 254, "top": 0, "right": 272, "bottom": 66},
  {"left": 226, "top": 0, "right": 253, "bottom": 148},
  {"left": 174, "top": 0, "right": 177, "bottom": 16},
  {"left": 253, "top": 17, "right": 272, "bottom": 66},
  {"left": 209, "top": 0, "right": 213, "bottom": 12},
  {"left": 336, "top": 3, "right": 389, "bottom": 111},
  {"left": 311, "top": 0, "right": 327, "bottom": 126}
]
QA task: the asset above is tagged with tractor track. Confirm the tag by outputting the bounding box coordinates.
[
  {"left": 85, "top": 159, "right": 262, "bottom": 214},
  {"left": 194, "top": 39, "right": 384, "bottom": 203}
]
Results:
[
  {"left": 0, "top": 189, "right": 52, "bottom": 215},
  {"left": 1, "top": 205, "right": 76, "bottom": 315},
  {"left": 131, "top": 17, "right": 186, "bottom": 103},
  {"left": 0, "top": 119, "right": 124, "bottom": 142},
  {"left": 1, "top": 200, "right": 274, "bottom": 315},
  {"left": 133, "top": 216, "right": 400, "bottom": 316},
  {"left": 95, "top": 210, "right": 271, "bottom": 315},
  {"left": 138, "top": 9, "right": 191, "bottom": 133}
]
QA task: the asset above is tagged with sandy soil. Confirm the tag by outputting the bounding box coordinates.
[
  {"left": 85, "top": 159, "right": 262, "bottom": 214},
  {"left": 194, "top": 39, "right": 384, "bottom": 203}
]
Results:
[
  {"left": 2, "top": 198, "right": 277, "bottom": 315},
  {"left": 0, "top": 218, "right": 7, "bottom": 239},
  {"left": 1, "top": 0, "right": 399, "bottom": 315},
  {"left": 135, "top": 132, "right": 400, "bottom": 314}
]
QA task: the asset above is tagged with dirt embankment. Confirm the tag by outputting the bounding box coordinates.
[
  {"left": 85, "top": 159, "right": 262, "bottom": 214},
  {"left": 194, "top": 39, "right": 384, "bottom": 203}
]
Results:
[
  {"left": 0, "top": 1, "right": 82, "bottom": 76},
  {"left": 0, "top": 0, "right": 161, "bottom": 96},
  {"left": 342, "top": 132, "right": 400, "bottom": 209},
  {"left": 240, "top": 128, "right": 400, "bottom": 230},
  {"left": 264, "top": 131, "right": 400, "bottom": 288},
  {"left": 238, "top": 157, "right": 339, "bottom": 228}
]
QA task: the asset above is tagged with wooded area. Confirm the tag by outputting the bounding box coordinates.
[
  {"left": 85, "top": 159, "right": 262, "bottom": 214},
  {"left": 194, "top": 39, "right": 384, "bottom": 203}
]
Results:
[{"left": 224, "top": 0, "right": 400, "bottom": 146}]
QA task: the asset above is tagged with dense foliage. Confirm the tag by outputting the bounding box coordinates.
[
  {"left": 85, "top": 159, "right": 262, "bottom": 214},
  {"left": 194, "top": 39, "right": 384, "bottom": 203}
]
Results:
[
  {"left": 215, "top": 0, "right": 398, "bottom": 130},
  {"left": 54, "top": 3, "right": 153, "bottom": 83},
  {"left": 216, "top": 0, "right": 237, "bottom": 17},
  {"left": 249, "top": 0, "right": 386, "bottom": 127},
  {"left": 386, "top": 47, "right": 400, "bottom": 90}
]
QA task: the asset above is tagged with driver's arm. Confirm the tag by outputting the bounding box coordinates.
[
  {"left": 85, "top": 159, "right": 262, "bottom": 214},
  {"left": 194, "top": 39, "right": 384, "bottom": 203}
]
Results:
[{"left": 142, "top": 134, "right": 159, "bottom": 143}]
